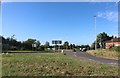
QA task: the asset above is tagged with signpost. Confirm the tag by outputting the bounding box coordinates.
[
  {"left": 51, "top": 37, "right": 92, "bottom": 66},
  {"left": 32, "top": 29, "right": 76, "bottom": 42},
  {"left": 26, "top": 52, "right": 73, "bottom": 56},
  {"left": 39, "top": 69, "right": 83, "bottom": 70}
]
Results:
[
  {"left": 32, "top": 43, "right": 37, "bottom": 51},
  {"left": 52, "top": 40, "right": 62, "bottom": 52}
]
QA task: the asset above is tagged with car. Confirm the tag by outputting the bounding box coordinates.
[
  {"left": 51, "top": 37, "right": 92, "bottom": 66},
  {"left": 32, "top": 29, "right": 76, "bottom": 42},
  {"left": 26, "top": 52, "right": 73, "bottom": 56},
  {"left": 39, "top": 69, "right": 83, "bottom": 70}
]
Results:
[
  {"left": 80, "top": 48, "right": 87, "bottom": 52},
  {"left": 82, "top": 48, "right": 87, "bottom": 52},
  {"left": 79, "top": 48, "right": 82, "bottom": 51}
]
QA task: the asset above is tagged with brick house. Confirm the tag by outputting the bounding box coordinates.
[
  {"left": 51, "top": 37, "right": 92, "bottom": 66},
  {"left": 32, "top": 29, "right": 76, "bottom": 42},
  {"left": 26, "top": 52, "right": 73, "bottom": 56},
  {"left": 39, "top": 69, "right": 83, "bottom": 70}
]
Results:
[{"left": 105, "top": 37, "right": 120, "bottom": 49}]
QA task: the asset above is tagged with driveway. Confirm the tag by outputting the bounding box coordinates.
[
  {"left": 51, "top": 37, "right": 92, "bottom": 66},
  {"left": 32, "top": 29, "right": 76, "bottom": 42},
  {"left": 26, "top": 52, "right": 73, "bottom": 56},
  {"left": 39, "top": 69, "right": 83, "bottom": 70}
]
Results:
[{"left": 64, "top": 51, "right": 119, "bottom": 66}]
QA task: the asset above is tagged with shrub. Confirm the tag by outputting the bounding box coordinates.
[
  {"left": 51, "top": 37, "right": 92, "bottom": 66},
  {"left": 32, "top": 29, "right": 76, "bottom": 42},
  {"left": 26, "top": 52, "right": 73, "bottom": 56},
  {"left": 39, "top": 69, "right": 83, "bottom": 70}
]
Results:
[{"left": 109, "top": 46, "right": 120, "bottom": 52}]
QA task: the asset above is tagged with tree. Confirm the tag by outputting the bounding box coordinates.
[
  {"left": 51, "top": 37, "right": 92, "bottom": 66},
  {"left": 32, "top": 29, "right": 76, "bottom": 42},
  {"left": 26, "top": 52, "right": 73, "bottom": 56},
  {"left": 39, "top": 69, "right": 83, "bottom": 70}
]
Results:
[
  {"left": 1, "top": 35, "right": 22, "bottom": 50},
  {"left": 17, "top": 41, "right": 22, "bottom": 50},
  {"left": 39, "top": 45, "right": 45, "bottom": 51},
  {"left": 70, "top": 44, "right": 73, "bottom": 49},
  {"left": 36, "top": 41, "right": 41, "bottom": 46},
  {"left": 63, "top": 41, "right": 69, "bottom": 49},
  {"left": 72, "top": 44, "right": 75, "bottom": 49},
  {"left": 22, "top": 38, "right": 36, "bottom": 50},
  {"left": 36, "top": 41, "right": 41, "bottom": 50},
  {"left": 7, "top": 35, "right": 18, "bottom": 50},
  {"left": 44, "top": 41, "right": 50, "bottom": 50},
  {"left": 91, "top": 42, "right": 95, "bottom": 50},
  {"left": 1, "top": 36, "right": 41, "bottom": 51},
  {"left": 85, "top": 45, "right": 90, "bottom": 50},
  {"left": 44, "top": 41, "right": 50, "bottom": 48},
  {"left": 1, "top": 36, "right": 8, "bottom": 50},
  {"left": 91, "top": 32, "right": 114, "bottom": 49},
  {"left": 97, "top": 32, "right": 113, "bottom": 48}
]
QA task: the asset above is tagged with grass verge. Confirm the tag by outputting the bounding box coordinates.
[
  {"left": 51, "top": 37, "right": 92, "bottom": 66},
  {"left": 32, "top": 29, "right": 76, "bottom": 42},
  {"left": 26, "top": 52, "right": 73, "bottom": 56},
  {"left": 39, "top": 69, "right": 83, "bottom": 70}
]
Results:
[
  {"left": 2, "top": 53, "right": 118, "bottom": 76},
  {"left": 3, "top": 50, "right": 54, "bottom": 53},
  {"left": 87, "top": 50, "right": 118, "bottom": 60}
]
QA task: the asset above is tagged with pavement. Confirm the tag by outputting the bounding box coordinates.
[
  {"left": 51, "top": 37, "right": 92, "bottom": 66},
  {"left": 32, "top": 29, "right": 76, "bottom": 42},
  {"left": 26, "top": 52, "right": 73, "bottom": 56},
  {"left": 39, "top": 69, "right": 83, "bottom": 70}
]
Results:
[{"left": 64, "top": 51, "right": 119, "bottom": 66}]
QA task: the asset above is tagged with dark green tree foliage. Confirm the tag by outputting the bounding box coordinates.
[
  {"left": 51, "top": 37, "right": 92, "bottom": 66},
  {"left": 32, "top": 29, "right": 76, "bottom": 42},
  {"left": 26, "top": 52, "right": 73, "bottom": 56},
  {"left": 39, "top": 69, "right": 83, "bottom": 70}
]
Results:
[
  {"left": 2, "top": 32, "right": 114, "bottom": 51},
  {"left": 69, "top": 44, "right": 73, "bottom": 49},
  {"left": 0, "top": 36, "right": 1, "bottom": 51},
  {"left": 63, "top": 41, "right": 69, "bottom": 49},
  {"left": 39, "top": 45, "right": 45, "bottom": 51},
  {"left": 1, "top": 35, "right": 21, "bottom": 50},
  {"left": 72, "top": 44, "right": 76, "bottom": 49},
  {"left": 85, "top": 45, "right": 90, "bottom": 50},
  {"left": 91, "top": 42, "right": 95, "bottom": 50},
  {"left": 44, "top": 41, "right": 50, "bottom": 50},
  {"left": 22, "top": 39, "right": 36, "bottom": 50},
  {"left": 36, "top": 41, "right": 41, "bottom": 47},
  {"left": 91, "top": 32, "right": 113, "bottom": 49},
  {"left": 44, "top": 41, "right": 50, "bottom": 48},
  {"left": 1, "top": 35, "right": 42, "bottom": 51}
]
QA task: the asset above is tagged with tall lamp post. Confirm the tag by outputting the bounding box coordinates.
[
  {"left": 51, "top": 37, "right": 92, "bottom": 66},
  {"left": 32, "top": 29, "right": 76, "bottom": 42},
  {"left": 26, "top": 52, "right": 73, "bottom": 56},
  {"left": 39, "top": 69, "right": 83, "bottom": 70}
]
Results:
[{"left": 94, "top": 16, "right": 97, "bottom": 50}]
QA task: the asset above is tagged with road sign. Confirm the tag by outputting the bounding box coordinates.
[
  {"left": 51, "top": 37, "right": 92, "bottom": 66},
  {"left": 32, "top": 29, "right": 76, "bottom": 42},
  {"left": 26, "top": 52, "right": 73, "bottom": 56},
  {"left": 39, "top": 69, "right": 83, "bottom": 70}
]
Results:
[
  {"left": 52, "top": 40, "right": 62, "bottom": 52},
  {"left": 52, "top": 40, "right": 62, "bottom": 44},
  {"left": 32, "top": 43, "right": 37, "bottom": 47}
]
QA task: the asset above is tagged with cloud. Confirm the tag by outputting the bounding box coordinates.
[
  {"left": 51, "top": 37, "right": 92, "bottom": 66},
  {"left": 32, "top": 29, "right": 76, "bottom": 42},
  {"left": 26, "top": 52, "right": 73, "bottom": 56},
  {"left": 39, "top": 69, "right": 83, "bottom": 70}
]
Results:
[{"left": 97, "top": 11, "right": 118, "bottom": 22}]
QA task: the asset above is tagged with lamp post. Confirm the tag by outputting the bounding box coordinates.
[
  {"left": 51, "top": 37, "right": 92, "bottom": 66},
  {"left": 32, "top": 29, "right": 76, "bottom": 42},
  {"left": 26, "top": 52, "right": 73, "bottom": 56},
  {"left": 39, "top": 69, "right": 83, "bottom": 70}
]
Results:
[{"left": 94, "top": 16, "right": 97, "bottom": 50}]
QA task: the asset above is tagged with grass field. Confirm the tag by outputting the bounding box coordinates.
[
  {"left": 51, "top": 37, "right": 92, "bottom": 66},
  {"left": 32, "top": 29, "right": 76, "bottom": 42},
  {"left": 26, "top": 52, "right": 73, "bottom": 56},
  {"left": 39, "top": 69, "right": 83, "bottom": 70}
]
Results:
[
  {"left": 3, "top": 50, "right": 54, "bottom": 53},
  {"left": 2, "top": 53, "right": 118, "bottom": 76},
  {"left": 87, "top": 50, "right": 118, "bottom": 60}
]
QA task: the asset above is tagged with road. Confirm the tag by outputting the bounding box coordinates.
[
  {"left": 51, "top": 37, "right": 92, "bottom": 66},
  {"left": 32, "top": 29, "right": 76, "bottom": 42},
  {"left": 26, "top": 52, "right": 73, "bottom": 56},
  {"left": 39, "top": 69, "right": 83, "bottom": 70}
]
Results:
[{"left": 64, "top": 51, "right": 119, "bottom": 66}]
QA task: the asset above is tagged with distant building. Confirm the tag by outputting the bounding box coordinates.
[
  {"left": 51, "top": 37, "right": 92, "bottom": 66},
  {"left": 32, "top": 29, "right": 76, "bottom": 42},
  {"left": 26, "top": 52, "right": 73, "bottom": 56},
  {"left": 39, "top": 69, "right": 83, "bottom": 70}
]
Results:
[{"left": 105, "top": 37, "right": 120, "bottom": 49}]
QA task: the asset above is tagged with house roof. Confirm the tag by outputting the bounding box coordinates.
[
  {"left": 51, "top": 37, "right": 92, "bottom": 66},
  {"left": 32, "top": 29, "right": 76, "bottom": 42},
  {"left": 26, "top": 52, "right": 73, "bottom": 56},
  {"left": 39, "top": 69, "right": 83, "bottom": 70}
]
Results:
[
  {"left": 111, "top": 37, "right": 120, "bottom": 42},
  {"left": 105, "top": 37, "right": 120, "bottom": 43}
]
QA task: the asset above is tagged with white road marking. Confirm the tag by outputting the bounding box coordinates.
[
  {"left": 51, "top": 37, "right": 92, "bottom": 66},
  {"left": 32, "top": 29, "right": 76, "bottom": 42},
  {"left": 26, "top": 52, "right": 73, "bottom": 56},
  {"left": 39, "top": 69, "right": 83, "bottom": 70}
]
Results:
[
  {"left": 88, "top": 59, "right": 92, "bottom": 60},
  {"left": 74, "top": 52, "right": 77, "bottom": 57},
  {"left": 109, "top": 63, "right": 117, "bottom": 65}
]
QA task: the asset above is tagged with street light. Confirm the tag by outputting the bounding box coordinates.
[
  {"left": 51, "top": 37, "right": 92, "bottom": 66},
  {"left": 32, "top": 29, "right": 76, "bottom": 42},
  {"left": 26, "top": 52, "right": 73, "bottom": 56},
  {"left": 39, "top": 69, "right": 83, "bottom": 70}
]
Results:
[{"left": 94, "top": 15, "right": 97, "bottom": 50}]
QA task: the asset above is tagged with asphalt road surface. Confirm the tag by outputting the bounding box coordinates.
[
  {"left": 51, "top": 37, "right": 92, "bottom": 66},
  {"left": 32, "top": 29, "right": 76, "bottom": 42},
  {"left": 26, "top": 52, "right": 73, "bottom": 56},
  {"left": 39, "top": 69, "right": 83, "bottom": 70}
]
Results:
[{"left": 64, "top": 51, "right": 119, "bottom": 66}]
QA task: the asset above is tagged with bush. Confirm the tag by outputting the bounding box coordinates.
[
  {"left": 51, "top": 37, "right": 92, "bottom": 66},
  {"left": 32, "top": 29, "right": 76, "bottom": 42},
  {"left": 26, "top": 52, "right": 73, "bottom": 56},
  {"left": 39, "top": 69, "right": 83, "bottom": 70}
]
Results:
[
  {"left": 39, "top": 45, "right": 45, "bottom": 51},
  {"left": 110, "top": 46, "right": 120, "bottom": 52}
]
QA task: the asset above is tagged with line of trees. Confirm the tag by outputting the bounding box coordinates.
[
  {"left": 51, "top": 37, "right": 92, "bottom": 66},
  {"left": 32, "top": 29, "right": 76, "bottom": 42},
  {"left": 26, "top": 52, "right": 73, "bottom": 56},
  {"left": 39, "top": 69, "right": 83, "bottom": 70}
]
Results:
[
  {"left": 1, "top": 35, "right": 49, "bottom": 51},
  {"left": 1, "top": 32, "right": 114, "bottom": 51},
  {"left": 1, "top": 35, "right": 90, "bottom": 51}
]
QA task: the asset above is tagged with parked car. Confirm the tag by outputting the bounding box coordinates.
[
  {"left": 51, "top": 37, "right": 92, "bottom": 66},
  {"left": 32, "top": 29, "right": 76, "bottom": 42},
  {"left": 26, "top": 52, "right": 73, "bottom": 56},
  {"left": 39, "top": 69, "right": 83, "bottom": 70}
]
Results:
[
  {"left": 82, "top": 48, "right": 87, "bottom": 52},
  {"left": 79, "top": 48, "right": 82, "bottom": 51},
  {"left": 80, "top": 48, "right": 87, "bottom": 52}
]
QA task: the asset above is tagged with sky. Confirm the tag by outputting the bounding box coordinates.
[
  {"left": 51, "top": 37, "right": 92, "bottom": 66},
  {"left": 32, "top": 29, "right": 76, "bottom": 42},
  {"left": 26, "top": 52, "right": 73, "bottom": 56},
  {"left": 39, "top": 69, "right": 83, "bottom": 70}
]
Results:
[
  {"left": 1, "top": 2, "right": 118, "bottom": 45},
  {"left": 2, "top": 0, "right": 120, "bottom": 2}
]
